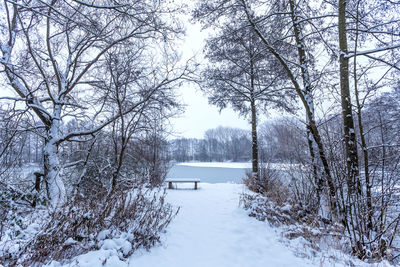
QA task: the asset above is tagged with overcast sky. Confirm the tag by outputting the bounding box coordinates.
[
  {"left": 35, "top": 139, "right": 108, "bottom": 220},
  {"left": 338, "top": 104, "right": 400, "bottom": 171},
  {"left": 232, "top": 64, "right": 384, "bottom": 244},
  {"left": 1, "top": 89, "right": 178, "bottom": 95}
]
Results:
[
  {"left": 0, "top": 6, "right": 278, "bottom": 140},
  {"left": 169, "top": 16, "right": 254, "bottom": 139},
  {"left": 170, "top": 86, "right": 252, "bottom": 139}
]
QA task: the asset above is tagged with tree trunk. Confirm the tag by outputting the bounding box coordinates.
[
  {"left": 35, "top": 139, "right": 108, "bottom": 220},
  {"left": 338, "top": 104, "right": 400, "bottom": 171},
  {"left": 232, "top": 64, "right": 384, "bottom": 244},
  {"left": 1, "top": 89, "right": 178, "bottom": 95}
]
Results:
[
  {"left": 251, "top": 99, "right": 259, "bottom": 178},
  {"left": 339, "top": 0, "right": 365, "bottom": 255},
  {"left": 43, "top": 106, "right": 66, "bottom": 208},
  {"left": 338, "top": 0, "right": 360, "bottom": 195},
  {"left": 243, "top": 0, "right": 338, "bottom": 217},
  {"left": 307, "top": 126, "right": 322, "bottom": 207},
  {"left": 43, "top": 133, "right": 66, "bottom": 207},
  {"left": 352, "top": 3, "right": 373, "bottom": 231},
  {"left": 289, "top": 0, "right": 323, "bottom": 209},
  {"left": 249, "top": 54, "right": 259, "bottom": 179}
]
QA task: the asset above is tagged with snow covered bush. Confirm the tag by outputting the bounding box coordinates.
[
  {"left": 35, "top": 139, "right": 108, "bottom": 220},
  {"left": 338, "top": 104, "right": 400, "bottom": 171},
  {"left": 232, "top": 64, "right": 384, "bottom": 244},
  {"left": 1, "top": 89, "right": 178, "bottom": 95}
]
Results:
[
  {"left": 240, "top": 191, "right": 346, "bottom": 259},
  {"left": 0, "top": 175, "right": 48, "bottom": 264},
  {"left": 241, "top": 158, "right": 400, "bottom": 264},
  {"left": 6, "top": 187, "right": 177, "bottom": 266},
  {"left": 243, "top": 164, "right": 289, "bottom": 206},
  {"left": 240, "top": 189, "right": 322, "bottom": 228},
  {"left": 240, "top": 164, "right": 345, "bottom": 260}
]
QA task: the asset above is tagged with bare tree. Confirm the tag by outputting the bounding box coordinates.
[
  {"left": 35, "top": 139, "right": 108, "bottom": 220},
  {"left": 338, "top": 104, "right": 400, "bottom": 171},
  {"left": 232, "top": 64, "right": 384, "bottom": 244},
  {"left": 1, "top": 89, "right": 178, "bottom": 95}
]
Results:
[
  {"left": 0, "top": 0, "right": 185, "bottom": 206},
  {"left": 197, "top": 0, "right": 339, "bottom": 213},
  {"left": 201, "top": 20, "right": 294, "bottom": 179},
  {"left": 332, "top": 0, "right": 400, "bottom": 256},
  {"left": 99, "top": 47, "right": 184, "bottom": 195},
  {"left": 195, "top": 0, "right": 400, "bottom": 260}
]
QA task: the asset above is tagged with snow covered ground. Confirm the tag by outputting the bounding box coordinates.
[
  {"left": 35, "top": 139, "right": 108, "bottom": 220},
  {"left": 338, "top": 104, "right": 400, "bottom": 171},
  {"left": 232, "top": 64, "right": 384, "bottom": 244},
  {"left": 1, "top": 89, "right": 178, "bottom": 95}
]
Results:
[
  {"left": 131, "top": 183, "right": 315, "bottom": 267},
  {"left": 47, "top": 183, "right": 389, "bottom": 267}
]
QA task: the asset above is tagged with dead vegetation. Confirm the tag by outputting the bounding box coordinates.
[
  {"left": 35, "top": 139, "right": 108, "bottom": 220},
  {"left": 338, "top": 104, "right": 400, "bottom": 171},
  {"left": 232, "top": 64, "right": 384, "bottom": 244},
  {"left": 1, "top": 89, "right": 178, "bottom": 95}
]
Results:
[
  {"left": 3, "top": 186, "right": 177, "bottom": 266},
  {"left": 241, "top": 169, "right": 346, "bottom": 258}
]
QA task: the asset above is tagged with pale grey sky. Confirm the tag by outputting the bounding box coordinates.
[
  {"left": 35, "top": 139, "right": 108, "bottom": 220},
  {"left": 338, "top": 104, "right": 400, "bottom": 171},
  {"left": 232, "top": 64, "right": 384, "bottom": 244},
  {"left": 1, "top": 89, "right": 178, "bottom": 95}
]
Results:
[
  {"left": 170, "top": 14, "right": 393, "bottom": 140},
  {"left": 169, "top": 16, "right": 253, "bottom": 139},
  {"left": 170, "top": 86, "right": 252, "bottom": 139}
]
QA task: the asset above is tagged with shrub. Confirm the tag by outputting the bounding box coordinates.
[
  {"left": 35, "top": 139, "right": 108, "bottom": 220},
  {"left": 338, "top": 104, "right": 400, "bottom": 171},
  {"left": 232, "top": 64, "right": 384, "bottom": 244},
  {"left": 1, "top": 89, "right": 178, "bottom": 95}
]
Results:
[
  {"left": 9, "top": 187, "right": 178, "bottom": 266},
  {"left": 243, "top": 164, "right": 288, "bottom": 206}
]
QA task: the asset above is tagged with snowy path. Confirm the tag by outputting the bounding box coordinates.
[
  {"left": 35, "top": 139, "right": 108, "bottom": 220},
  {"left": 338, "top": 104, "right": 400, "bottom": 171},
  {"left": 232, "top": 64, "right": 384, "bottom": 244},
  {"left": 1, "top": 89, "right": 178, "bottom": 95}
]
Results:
[{"left": 130, "top": 183, "right": 314, "bottom": 267}]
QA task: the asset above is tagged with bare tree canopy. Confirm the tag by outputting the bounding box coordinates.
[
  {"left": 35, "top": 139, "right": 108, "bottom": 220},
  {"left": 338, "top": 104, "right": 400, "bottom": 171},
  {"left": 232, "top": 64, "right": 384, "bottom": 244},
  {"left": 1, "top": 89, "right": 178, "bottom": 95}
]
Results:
[{"left": 0, "top": 0, "right": 189, "bottom": 206}]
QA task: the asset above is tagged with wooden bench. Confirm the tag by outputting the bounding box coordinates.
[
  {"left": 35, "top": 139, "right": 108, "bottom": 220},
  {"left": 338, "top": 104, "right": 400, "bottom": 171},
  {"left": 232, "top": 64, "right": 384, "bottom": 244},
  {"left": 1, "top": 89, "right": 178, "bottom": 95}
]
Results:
[{"left": 166, "top": 179, "right": 200, "bottom": 190}]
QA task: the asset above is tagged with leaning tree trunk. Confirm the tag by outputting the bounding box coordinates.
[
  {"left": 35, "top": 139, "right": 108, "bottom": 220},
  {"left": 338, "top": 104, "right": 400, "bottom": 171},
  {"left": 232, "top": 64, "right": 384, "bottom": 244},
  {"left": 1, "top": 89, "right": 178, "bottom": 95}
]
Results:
[
  {"left": 242, "top": 0, "right": 338, "bottom": 217},
  {"left": 289, "top": 0, "right": 323, "bottom": 209}
]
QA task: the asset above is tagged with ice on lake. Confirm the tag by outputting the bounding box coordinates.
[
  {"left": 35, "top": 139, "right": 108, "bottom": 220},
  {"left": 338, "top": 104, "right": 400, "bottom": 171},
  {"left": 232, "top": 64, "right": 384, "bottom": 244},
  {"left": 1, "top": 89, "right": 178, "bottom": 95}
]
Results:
[
  {"left": 167, "top": 162, "right": 249, "bottom": 183},
  {"left": 167, "top": 162, "right": 297, "bottom": 184}
]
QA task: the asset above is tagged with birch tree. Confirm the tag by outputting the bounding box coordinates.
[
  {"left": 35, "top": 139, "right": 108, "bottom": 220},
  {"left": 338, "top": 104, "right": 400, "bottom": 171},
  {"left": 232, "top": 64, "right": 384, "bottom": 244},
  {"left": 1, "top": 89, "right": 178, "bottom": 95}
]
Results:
[
  {"left": 195, "top": 0, "right": 335, "bottom": 217},
  {"left": 195, "top": 0, "right": 400, "bottom": 259}
]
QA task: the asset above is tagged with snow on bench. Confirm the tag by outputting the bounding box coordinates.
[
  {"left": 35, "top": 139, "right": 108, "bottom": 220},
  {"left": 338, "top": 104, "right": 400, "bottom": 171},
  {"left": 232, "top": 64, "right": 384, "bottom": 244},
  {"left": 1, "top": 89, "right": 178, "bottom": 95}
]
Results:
[{"left": 166, "top": 179, "right": 201, "bottom": 190}]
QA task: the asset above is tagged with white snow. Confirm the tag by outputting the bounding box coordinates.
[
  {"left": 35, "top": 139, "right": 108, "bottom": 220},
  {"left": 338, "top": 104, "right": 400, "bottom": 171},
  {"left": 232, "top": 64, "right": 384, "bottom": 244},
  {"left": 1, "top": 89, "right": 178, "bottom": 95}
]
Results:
[
  {"left": 46, "top": 183, "right": 390, "bottom": 267},
  {"left": 130, "top": 183, "right": 314, "bottom": 267},
  {"left": 97, "top": 230, "right": 110, "bottom": 241},
  {"left": 281, "top": 204, "right": 292, "bottom": 212},
  {"left": 101, "top": 239, "right": 118, "bottom": 250},
  {"left": 64, "top": 238, "right": 78, "bottom": 246},
  {"left": 47, "top": 250, "right": 127, "bottom": 267}
]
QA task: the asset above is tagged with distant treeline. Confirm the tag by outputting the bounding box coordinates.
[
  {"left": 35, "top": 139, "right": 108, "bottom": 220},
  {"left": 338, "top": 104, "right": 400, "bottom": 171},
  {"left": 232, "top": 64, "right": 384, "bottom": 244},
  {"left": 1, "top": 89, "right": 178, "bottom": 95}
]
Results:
[
  {"left": 169, "top": 120, "right": 307, "bottom": 163},
  {"left": 169, "top": 127, "right": 251, "bottom": 162}
]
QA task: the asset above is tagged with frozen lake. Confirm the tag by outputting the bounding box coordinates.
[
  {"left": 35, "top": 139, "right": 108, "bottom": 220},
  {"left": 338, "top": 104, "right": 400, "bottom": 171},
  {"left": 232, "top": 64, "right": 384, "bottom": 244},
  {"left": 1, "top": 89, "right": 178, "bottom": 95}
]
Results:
[
  {"left": 167, "top": 163, "right": 250, "bottom": 183},
  {"left": 167, "top": 162, "right": 297, "bottom": 184}
]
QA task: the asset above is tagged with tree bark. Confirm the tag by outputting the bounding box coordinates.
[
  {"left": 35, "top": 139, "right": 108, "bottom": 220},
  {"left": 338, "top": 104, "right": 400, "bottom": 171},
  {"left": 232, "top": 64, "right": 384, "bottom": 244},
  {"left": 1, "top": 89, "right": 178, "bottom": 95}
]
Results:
[
  {"left": 338, "top": 0, "right": 360, "bottom": 195},
  {"left": 249, "top": 55, "right": 259, "bottom": 179},
  {"left": 352, "top": 2, "right": 373, "bottom": 231},
  {"left": 289, "top": 0, "right": 323, "bottom": 209},
  {"left": 43, "top": 109, "right": 66, "bottom": 207},
  {"left": 250, "top": 99, "right": 259, "bottom": 178},
  {"left": 339, "top": 0, "right": 365, "bottom": 254},
  {"left": 242, "top": 0, "right": 338, "bottom": 217}
]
